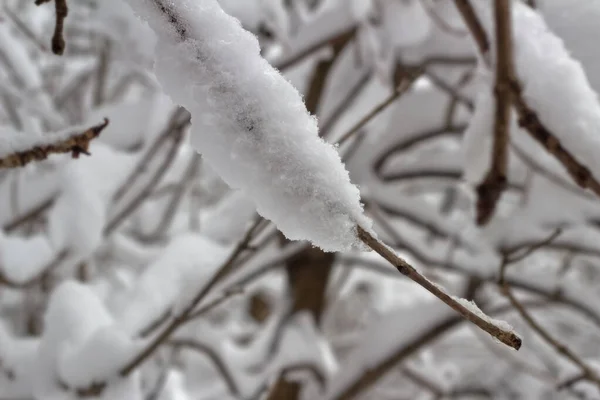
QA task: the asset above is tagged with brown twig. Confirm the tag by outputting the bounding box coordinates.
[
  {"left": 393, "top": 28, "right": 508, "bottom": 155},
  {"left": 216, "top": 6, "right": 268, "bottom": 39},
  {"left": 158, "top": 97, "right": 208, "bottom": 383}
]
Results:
[
  {"left": 357, "top": 225, "right": 521, "bottom": 350},
  {"left": 512, "top": 143, "right": 596, "bottom": 200},
  {"left": 0, "top": 118, "right": 108, "bottom": 169},
  {"left": 329, "top": 276, "right": 582, "bottom": 400},
  {"left": 304, "top": 30, "right": 354, "bottom": 121},
  {"left": 35, "top": 0, "right": 68, "bottom": 55},
  {"left": 319, "top": 71, "right": 370, "bottom": 138},
  {"left": 167, "top": 339, "right": 240, "bottom": 396},
  {"left": 419, "top": 0, "right": 468, "bottom": 37},
  {"left": 104, "top": 119, "right": 187, "bottom": 235},
  {"left": 422, "top": 69, "right": 474, "bottom": 110},
  {"left": 501, "top": 283, "right": 600, "bottom": 391},
  {"left": 185, "top": 287, "right": 244, "bottom": 321},
  {"left": 475, "top": 0, "right": 513, "bottom": 225},
  {"left": 4, "top": 198, "right": 54, "bottom": 233},
  {"left": 504, "top": 228, "right": 562, "bottom": 264},
  {"left": 360, "top": 207, "right": 600, "bottom": 328},
  {"left": 511, "top": 84, "right": 600, "bottom": 198},
  {"left": 137, "top": 153, "right": 201, "bottom": 242},
  {"left": 453, "top": 0, "right": 490, "bottom": 64},
  {"left": 331, "top": 291, "right": 476, "bottom": 400},
  {"left": 498, "top": 239, "right": 600, "bottom": 391},
  {"left": 273, "top": 27, "right": 357, "bottom": 71},
  {"left": 335, "top": 68, "right": 423, "bottom": 146},
  {"left": 113, "top": 107, "right": 189, "bottom": 202}
]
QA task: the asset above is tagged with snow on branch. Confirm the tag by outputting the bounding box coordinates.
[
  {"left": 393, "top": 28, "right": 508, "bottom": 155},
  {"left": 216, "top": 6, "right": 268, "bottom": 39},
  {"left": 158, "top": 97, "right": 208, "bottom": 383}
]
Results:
[
  {"left": 121, "top": 0, "right": 521, "bottom": 359},
  {"left": 456, "top": 0, "right": 600, "bottom": 201},
  {"left": 0, "top": 118, "right": 108, "bottom": 169},
  {"left": 122, "top": 0, "right": 370, "bottom": 252}
]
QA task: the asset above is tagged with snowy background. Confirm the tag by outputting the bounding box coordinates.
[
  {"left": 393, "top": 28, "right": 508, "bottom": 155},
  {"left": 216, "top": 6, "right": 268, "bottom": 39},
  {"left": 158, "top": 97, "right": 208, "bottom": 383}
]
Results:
[{"left": 0, "top": 0, "right": 598, "bottom": 399}]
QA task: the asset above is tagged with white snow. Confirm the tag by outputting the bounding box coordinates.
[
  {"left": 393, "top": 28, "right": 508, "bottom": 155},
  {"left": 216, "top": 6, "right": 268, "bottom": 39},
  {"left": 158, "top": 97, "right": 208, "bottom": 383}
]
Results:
[
  {"left": 59, "top": 326, "right": 139, "bottom": 387},
  {"left": 122, "top": 0, "right": 371, "bottom": 252},
  {"left": 158, "top": 370, "right": 191, "bottom": 400},
  {"left": 461, "top": 77, "right": 494, "bottom": 185},
  {"left": 86, "top": 98, "right": 156, "bottom": 150},
  {"left": 48, "top": 143, "right": 136, "bottom": 257},
  {"left": 116, "top": 233, "right": 229, "bottom": 335},
  {"left": 34, "top": 281, "right": 132, "bottom": 396},
  {"left": 0, "top": 22, "right": 42, "bottom": 90},
  {"left": 539, "top": 0, "right": 600, "bottom": 97},
  {"left": 0, "top": 231, "right": 54, "bottom": 284},
  {"left": 349, "top": 0, "right": 373, "bottom": 22},
  {"left": 451, "top": 295, "right": 517, "bottom": 341},
  {"left": 200, "top": 190, "right": 257, "bottom": 245},
  {"left": 323, "top": 302, "right": 456, "bottom": 400},
  {"left": 380, "top": 0, "right": 432, "bottom": 49}
]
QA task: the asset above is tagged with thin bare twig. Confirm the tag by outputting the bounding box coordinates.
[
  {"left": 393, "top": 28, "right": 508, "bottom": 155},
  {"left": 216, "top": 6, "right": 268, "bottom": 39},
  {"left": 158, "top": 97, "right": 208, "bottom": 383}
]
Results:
[
  {"left": 105, "top": 118, "right": 188, "bottom": 235},
  {"left": 4, "top": 198, "right": 54, "bottom": 233},
  {"left": 167, "top": 339, "right": 240, "bottom": 396},
  {"left": 501, "top": 285, "right": 600, "bottom": 391},
  {"left": 453, "top": 0, "right": 490, "bottom": 64},
  {"left": 138, "top": 153, "right": 201, "bottom": 242},
  {"left": 498, "top": 240, "right": 600, "bottom": 391},
  {"left": 504, "top": 228, "right": 562, "bottom": 264},
  {"left": 335, "top": 68, "right": 423, "bottom": 146},
  {"left": 475, "top": 0, "right": 513, "bottom": 225},
  {"left": 357, "top": 225, "right": 521, "bottom": 350},
  {"left": 511, "top": 83, "right": 600, "bottom": 198},
  {"left": 419, "top": 0, "right": 468, "bottom": 37},
  {"left": 273, "top": 28, "right": 357, "bottom": 71},
  {"left": 319, "top": 71, "right": 370, "bottom": 138},
  {"left": 512, "top": 144, "right": 596, "bottom": 200},
  {"left": 113, "top": 107, "right": 189, "bottom": 201},
  {"left": 331, "top": 281, "right": 485, "bottom": 400},
  {"left": 185, "top": 286, "right": 244, "bottom": 320},
  {"left": 0, "top": 119, "right": 108, "bottom": 169}
]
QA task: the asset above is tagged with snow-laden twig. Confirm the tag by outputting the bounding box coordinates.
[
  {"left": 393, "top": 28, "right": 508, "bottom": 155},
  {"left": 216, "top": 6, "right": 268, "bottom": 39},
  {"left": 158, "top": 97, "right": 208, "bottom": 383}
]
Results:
[{"left": 0, "top": 119, "right": 108, "bottom": 169}]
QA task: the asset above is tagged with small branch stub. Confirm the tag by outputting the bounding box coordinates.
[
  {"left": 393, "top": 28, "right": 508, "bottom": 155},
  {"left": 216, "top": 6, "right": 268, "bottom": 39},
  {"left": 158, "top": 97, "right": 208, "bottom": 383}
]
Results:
[{"left": 35, "top": 0, "right": 68, "bottom": 55}]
